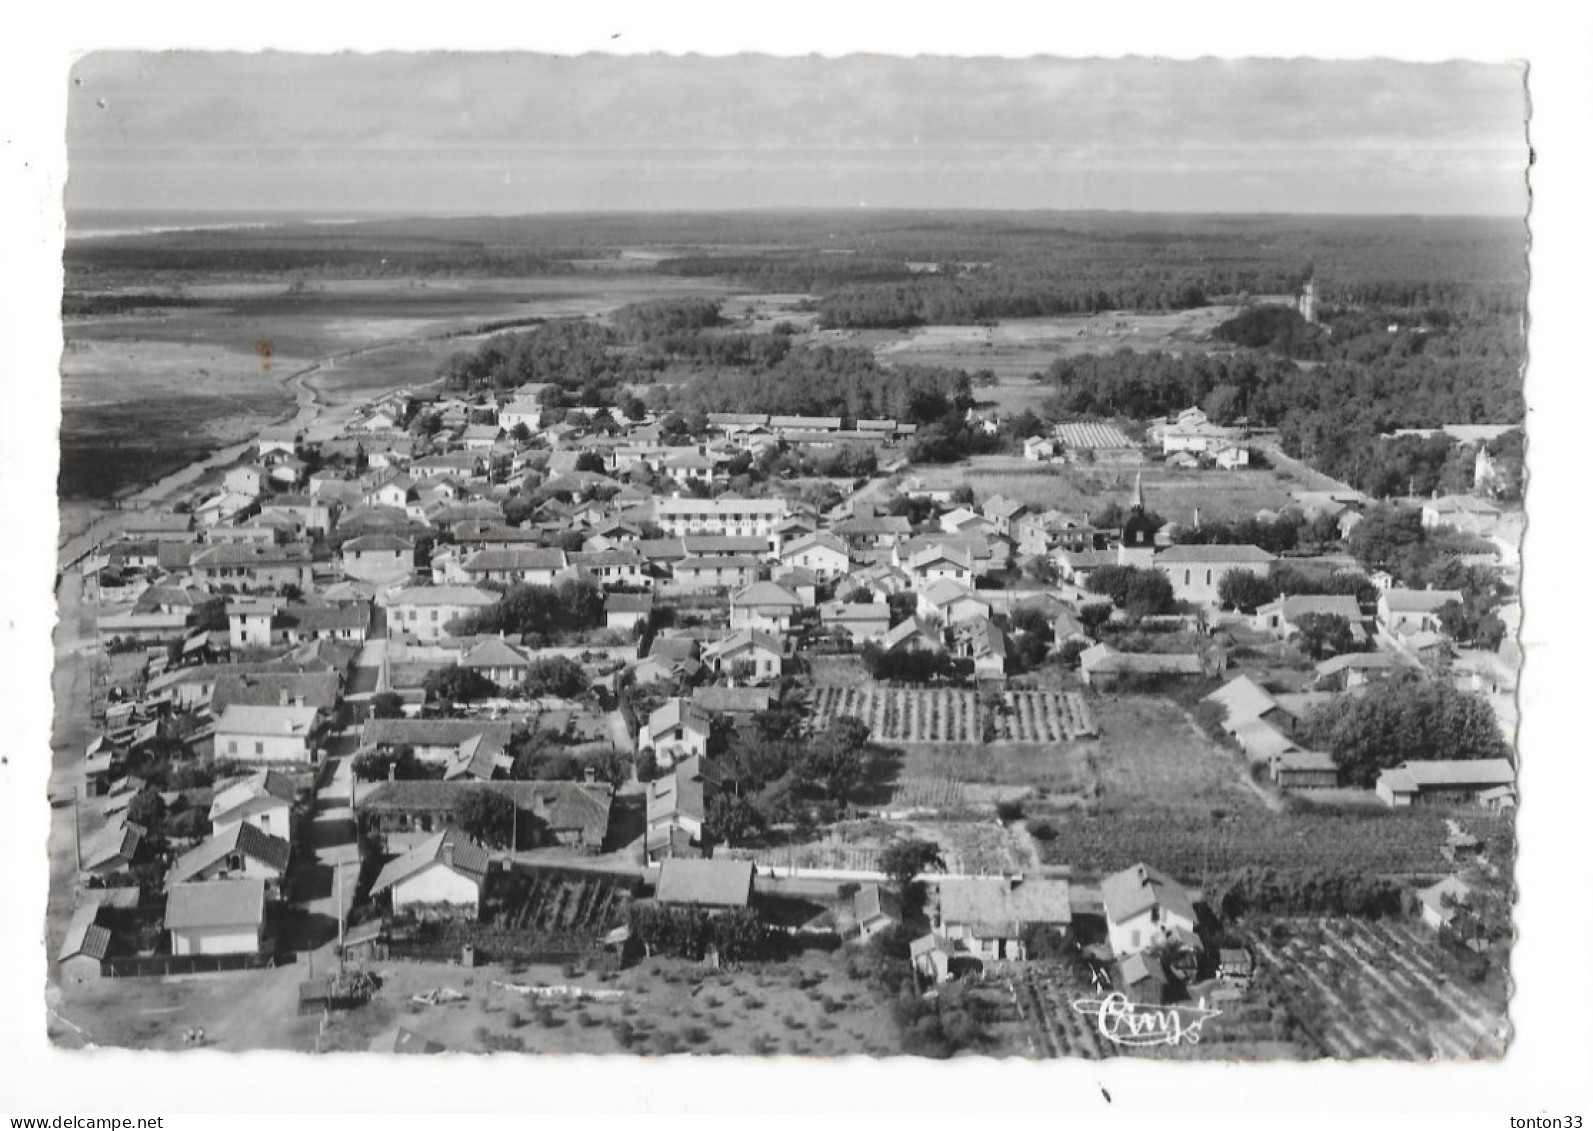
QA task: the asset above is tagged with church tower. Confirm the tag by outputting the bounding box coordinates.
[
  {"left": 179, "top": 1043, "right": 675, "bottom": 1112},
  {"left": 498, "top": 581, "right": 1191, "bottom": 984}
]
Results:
[
  {"left": 1118, "top": 472, "right": 1160, "bottom": 567},
  {"left": 1298, "top": 277, "right": 1317, "bottom": 325}
]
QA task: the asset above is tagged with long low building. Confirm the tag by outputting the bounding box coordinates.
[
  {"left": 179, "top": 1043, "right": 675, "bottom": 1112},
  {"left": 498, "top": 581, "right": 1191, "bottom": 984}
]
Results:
[{"left": 1375, "top": 760, "right": 1516, "bottom": 808}]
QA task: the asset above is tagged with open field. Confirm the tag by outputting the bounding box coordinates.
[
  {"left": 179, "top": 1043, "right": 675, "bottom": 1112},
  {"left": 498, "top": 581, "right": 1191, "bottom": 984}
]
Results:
[
  {"left": 1088, "top": 697, "right": 1251, "bottom": 810},
  {"left": 906, "top": 457, "right": 1300, "bottom": 526},
  {"left": 1251, "top": 917, "right": 1509, "bottom": 1059},
  {"left": 889, "top": 741, "right": 1093, "bottom": 797}
]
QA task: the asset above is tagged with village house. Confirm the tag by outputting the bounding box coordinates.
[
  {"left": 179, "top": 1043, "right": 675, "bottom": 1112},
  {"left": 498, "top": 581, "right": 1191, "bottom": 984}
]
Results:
[
  {"left": 360, "top": 718, "right": 515, "bottom": 766},
  {"left": 1154, "top": 544, "right": 1276, "bottom": 605},
  {"left": 702, "top": 628, "right": 786, "bottom": 682},
  {"left": 360, "top": 780, "right": 610, "bottom": 852},
  {"left": 605, "top": 592, "right": 654, "bottom": 633},
  {"left": 1152, "top": 407, "right": 1238, "bottom": 455},
  {"left": 779, "top": 531, "right": 851, "bottom": 581},
  {"left": 58, "top": 905, "right": 115, "bottom": 984},
  {"left": 818, "top": 601, "right": 893, "bottom": 643},
  {"left": 259, "top": 495, "right": 337, "bottom": 538},
  {"left": 935, "top": 875, "right": 1073, "bottom": 962},
  {"left": 166, "top": 878, "right": 268, "bottom": 957},
  {"left": 645, "top": 755, "right": 721, "bottom": 863},
  {"left": 853, "top": 883, "right": 904, "bottom": 943},
  {"left": 569, "top": 548, "right": 648, "bottom": 589},
  {"left": 1420, "top": 495, "right": 1505, "bottom": 534},
  {"left": 387, "top": 585, "right": 498, "bottom": 642},
  {"left": 831, "top": 513, "right": 912, "bottom": 550},
  {"left": 1102, "top": 862, "right": 1201, "bottom": 957},
  {"left": 188, "top": 543, "right": 315, "bottom": 592},
  {"left": 917, "top": 579, "right": 991, "bottom": 626},
  {"left": 1313, "top": 650, "right": 1413, "bottom": 691},
  {"left": 880, "top": 616, "right": 945, "bottom": 656},
  {"left": 730, "top": 581, "right": 803, "bottom": 633},
  {"left": 640, "top": 698, "right": 713, "bottom": 769},
  {"left": 208, "top": 769, "right": 296, "bottom": 842},
  {"left": 210, "top": 671, "right": 343, "bottom": 719},
  {"left": 223, "top": 465, "right": 269, "bottom": 498},
  {"left": 456, "top": 636, "right": 532, "bottom": 687},
  {"left": 907, "top": 545, "right": 974, "bottom": 591},
  {"left": 461, "top": 548, "right": 568, "bottom": 587},
  {"left": 372, "top": 828, "right": 493, "bottom": 920},
  {"left": 1378, "top": 588, "right": 1465, "bottom": 635},
  {"left": 1252, "top": 593, "right": 1366, "bottom": 638},
  {"left": 1120, "top": 952, "right": 1174, "bottom": 1005},
  {"left": 215, "top": 703, "right": 323, "bottom": 764},
  {"left": 340, "top": 534, "right": 415, "bottom": 582},
  {"left": 654, "top": 857, "right": 755, "bottom": 913},
  {"left": 165, "top": 823, "right": 292, "bottom": 899}
]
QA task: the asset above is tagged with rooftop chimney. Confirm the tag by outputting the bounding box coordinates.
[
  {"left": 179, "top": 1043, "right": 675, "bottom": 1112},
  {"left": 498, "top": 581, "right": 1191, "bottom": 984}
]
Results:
[
  {"left": 279, "top": 689, "right": 290, "bottom": 707},
  {"left": 583, "top": 766, "right": 597, "bottom": 785},
  {"left": 442, "top": 841, "right": 454, "bottom": 868}
]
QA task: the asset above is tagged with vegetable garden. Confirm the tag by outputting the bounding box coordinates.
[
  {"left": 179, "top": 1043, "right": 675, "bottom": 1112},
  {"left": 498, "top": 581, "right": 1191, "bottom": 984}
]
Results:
[
  {"left": 997, "top": 691, "right": 1097, "bottom": 742},
  {"left": 809, "top": 685, "right": 983, "bottom": 744},
  {"left": 1251, "top": 917, "right": 1510, "bottom": 1059}
]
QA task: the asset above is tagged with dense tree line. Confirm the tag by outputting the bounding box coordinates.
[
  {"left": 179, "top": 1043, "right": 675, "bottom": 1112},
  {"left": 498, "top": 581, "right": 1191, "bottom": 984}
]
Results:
[
  {"left": 668, "top": 345, "right": 971, "bottom": 424},
  {"left": 1206, "top": 866, "right": 1406, "bottom": 919},
  {"left": 816, "top": 269, "right": 1209, "bottom": 329},
  {"left": 452, "top": 579, "right": 606, "bottom": 641}
]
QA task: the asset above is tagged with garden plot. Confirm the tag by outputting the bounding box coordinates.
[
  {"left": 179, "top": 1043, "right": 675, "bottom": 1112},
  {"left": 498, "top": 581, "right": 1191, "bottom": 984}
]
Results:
[
  {"left": 810, "top": 685, "right": 983, "bottom": 745},
  {"left": 1250, "top": 918, "right": 1510, "bottom": 1060},
  {"left": 999, "top": 691, "right": 1098, "bottom": 742}
]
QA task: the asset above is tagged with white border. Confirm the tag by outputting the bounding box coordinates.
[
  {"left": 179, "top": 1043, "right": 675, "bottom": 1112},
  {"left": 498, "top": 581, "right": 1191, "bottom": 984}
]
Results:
[{"left": 3, "top": 1, "right": 1590, "bottom": 1118}]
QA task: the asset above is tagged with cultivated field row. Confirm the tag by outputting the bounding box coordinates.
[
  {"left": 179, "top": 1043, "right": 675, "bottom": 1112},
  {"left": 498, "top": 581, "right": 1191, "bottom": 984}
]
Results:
[
  {"left": 811, "top": 685, "right": 1099, "bottom": 746},
  {"left": 998, "top": 691, "right": 1098, "bottom": 742}
]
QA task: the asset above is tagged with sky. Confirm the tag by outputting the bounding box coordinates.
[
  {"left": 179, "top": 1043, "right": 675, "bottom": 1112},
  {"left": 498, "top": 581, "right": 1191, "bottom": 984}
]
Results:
[{"left": 65, "top": 53, "right": 1530, "bottom": 217}]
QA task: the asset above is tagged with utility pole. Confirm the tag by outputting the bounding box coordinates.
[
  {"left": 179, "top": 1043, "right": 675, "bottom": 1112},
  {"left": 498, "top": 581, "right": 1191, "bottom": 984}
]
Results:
[
  {"left": 73, "top": 786, "right": 82, "bottom": 872},
  {"left": 336, "top": 861, "right": 346, "bottom": 970}
]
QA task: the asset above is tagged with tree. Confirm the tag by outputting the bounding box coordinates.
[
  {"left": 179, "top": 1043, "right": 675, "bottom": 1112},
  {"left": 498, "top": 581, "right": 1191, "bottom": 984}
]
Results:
[
  {"left": 880, "top": 838, "right": 945, "bottom": 894},
  {"left": 1217, "top": 569, "right": 1278, "bottom": 613},
  {"left": 453, "top": 789, "right": 517, "bottom": 849},
  {"left": 574, "top": 451, "right": 608, "bottom": 474},
  {"left": 522, "top": 656, "right": 589, "bottom": 699},
  {"left": 192, "top": 597, "right": 228, "bottom": 633},
  {"left": 1347, "top": 503, "right": 1426, "bottom": 574},
  {"left": 799, "top": 717, "right": 870, "bottom": 801},
  {"left": 127, "top": 788, "right": 166, "bottom": 831},
  {"left": 1086, "top": 566, "right": 1176, "bottom": 619},
  {"left": 352, "top": 745, "right": 433, "bottom": 782},
  {"left": 704, "top": 792, "right": 764, "bottom": 846},
  {"left": 369, "top": 691, "right": 406, "bottom": 719},
  {"left": 423, "top": 665, "right": 497, "bottom": 704},
  {"left": 1293, "top": 612, "right": 1357, "bottom": 660},
  {"left": 509, "top": 422, "right": 532, "bottom": 443},
  {"left": 1057, "top": 638, "right": 1090, "bottom": 669},
  {"left": 1436, "top": 601, "right": 1507, "bottom": 650},
  {"left": 1300, "top": 676, "right": 1511, "bottom": 788},
  {"left": 1077, "top": 602, "right": 1114, "bottom": 638}
]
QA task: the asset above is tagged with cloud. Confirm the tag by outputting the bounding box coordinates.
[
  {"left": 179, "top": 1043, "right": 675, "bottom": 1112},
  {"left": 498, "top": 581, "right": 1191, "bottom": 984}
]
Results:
[{"left": 66, "top": 53, "right": 1528, "bottom": 215}]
